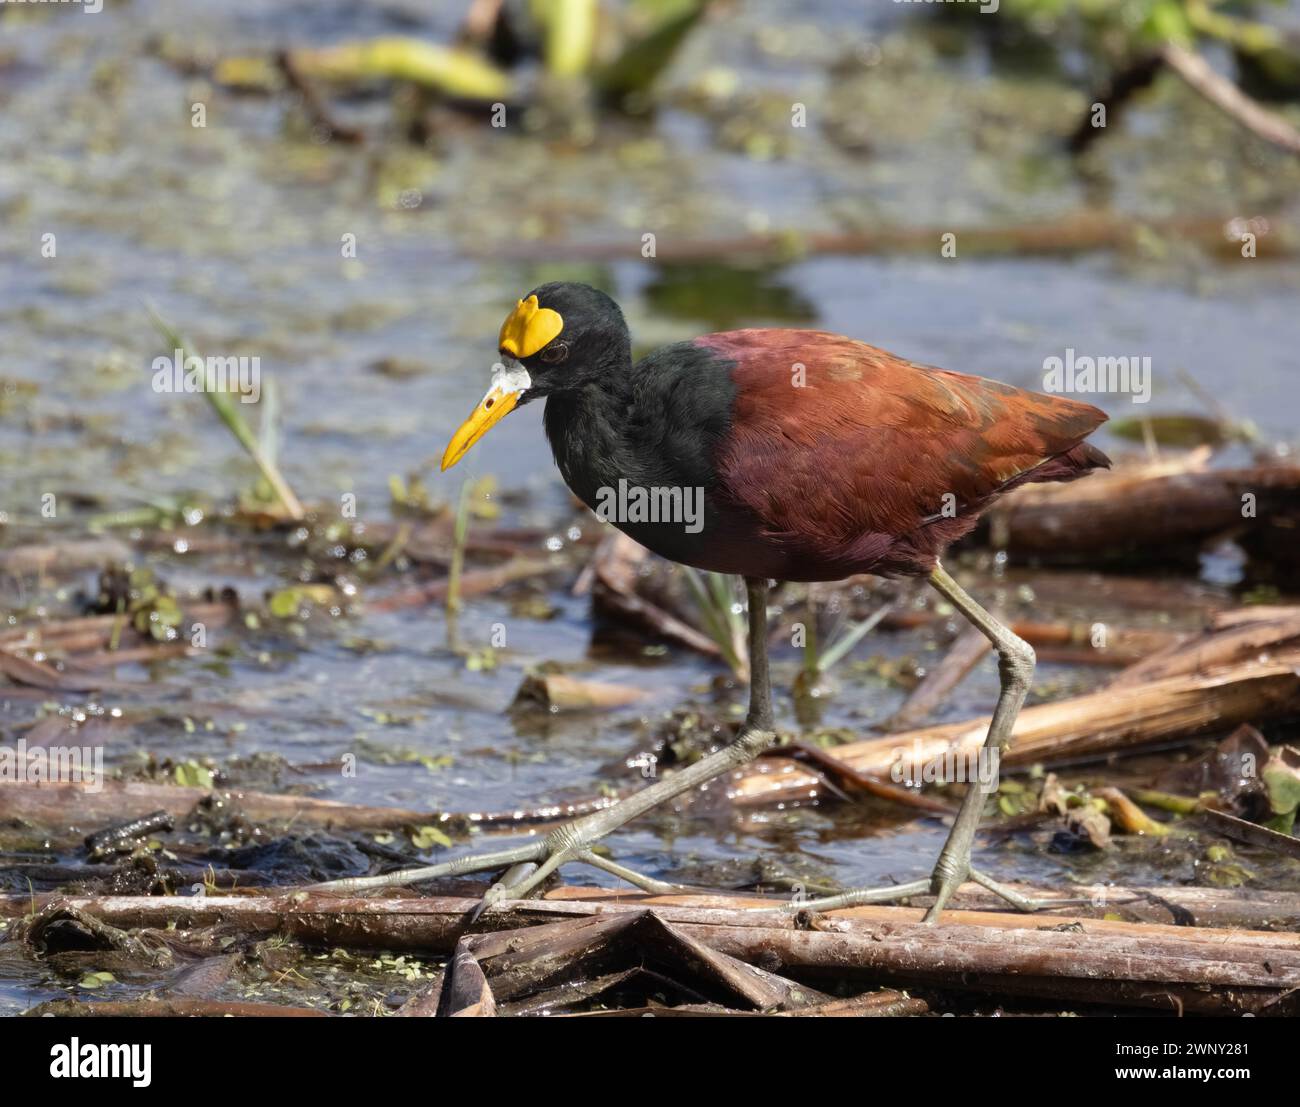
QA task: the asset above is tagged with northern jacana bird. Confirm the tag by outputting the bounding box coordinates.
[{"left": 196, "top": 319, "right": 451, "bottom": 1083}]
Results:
[{"left": 368, "top": 282, "right": 1110, "bottom": 920}]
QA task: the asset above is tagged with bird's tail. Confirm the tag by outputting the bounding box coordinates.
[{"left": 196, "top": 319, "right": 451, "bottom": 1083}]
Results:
[{"left": 1023, "top": 440, "right": 1112, "bottom": 486}]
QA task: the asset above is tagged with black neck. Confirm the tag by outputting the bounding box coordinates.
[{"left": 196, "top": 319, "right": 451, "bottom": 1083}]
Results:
[{"left": 542, "top": 371, "right": 636, "bottom": 511}]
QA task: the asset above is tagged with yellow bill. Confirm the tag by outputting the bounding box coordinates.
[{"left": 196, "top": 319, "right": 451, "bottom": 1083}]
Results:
[{"left": 441, "top": 362, "right": 532, "bottom": 471}]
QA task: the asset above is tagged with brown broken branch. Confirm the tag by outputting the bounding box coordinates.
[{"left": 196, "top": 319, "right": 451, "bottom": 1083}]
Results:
[
  {"left": 368, "top": 556, "right": 563, "bottom": 612},
  {"left": 8, "top": 890, "right": 1298, "bottom": 1014},
  {"left": 25, "top": 997, "right": 329, "bottom": 1018},
  {"left": 728, "top": 649, "right": 1300, "bottom": 808},
  {"left": 0, "top": 776, "right": 621, "bottom": 840},
  {"left": 884, "top": 625, "right": 989, "bottom": 731},
  {"left": 763, "top": 741, "right": 956, "bottom": 815},
  {"left": 1161, "top": 42, "right": 1300, "bottom": 156},
  {"left": 0, "top": 602, "right": 236, "bottom": 653},
  {"left": 987, "top": 457, "right": 1300, "bottom": 564},
  {"left": 590, "top": 532, "right": 722, "bottom": 657},
  {"left": 466, "top": 210, "right": 1295, "bottom": 264},
  {"left": 513, "top": 671, "right": 651, "bottom": 712},
  {"left": 1112, "top": 605, "right": 1300, "bottom": 687},
  {"left": 1200, "top": 807, "right": 1300, "bottom": 862}
]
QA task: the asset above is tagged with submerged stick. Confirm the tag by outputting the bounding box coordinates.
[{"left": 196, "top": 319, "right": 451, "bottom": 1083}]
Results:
[
  {"left": 884, "top": 624, "right": 989, "bottom": 731},
  {"left": 276, "top": 50, "right": 365, "bottom": 144},
  {"left": 84, "top": 810, "right": 176, "bottom": 859},
  {"left": 0, "top": 538, "right": 133, "bottom": 576},
  {"left": 370, "top": 556, "right": 561, "bottom": 612},
  {"left": 1201, "top": 807, "right": 1300, "bottom": 862},
  {"left": 0, "top": 777, "right": 614, "bottom": 837}
]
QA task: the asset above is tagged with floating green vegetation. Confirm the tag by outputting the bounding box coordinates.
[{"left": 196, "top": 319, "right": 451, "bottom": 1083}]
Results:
[
  {"left": 173, "top": 760, "right": 216, "bottom": 789},
  {"left": 987, "top": 0, "right": 1294, "bottom": 58},
  {"left": 388, "top": 471, "right": 441, "bottom": 517},
  {"left": 216, "top": 39, "right": 513, "bottom": 100},
  {"left": 351, "top": 736, "right": 452, "bottom": 774},
  {"left": 1263, "top": 750, "right": 1300, "bottom": 834},
  {"left": 210, "top": 0, "right": 709, "bottom": 123},
  {"left": 410, "top": 825, "right": 454, "bottom": 850},
  {"left": 267, "top": 584, "right": 341, "bottom": 620},
  {"left": 1108, "top": 412, "right": 1259, "bottom": 449},
  {"left": 94, "top": 565, "right": 183, "bottom": 643}
]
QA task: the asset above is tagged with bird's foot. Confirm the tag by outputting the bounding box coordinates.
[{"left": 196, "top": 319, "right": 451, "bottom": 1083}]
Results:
[
  {"left": 305, "top": 720, "right": 778, "bottom": 909},
  {"left": 786, "top": 866, "right": 1087, "bottom": 923},
  {"left": 472, "top": 847, "right": 684, "bottom": 919},
  {"left": 304, "top": 824, "right": 686, "bottom": 914}
]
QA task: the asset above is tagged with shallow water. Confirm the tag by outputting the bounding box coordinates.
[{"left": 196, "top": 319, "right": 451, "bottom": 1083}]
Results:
[{"left": 2, "top": 0, "right": 1299, "bottom": 1012}]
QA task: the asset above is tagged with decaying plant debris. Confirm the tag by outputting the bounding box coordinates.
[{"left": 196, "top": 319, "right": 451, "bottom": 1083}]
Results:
[
  {"left": 4, "top": 448, "right": 1300, "bottom": 1017},
  {"left": 4, "top": 885, "right": 1300, "bottom": 1017}
]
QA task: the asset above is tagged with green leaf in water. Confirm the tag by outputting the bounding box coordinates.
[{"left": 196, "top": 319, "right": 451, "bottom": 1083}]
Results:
[
  {"left": 269, "top": 588, "right": 304, "bottom": 619},
  {"left": 174, "top": 761, "right": 214, "bottom": 789},
  {"left": 595, "top": 0, "right": 708, "bottom": 101},
  {"left": 535, "top": 0, "right": 599, "bottom": 78},
  {"left": 1263, "top": 755, "right": 1300, "bottom": 817},
  {"left": 79, "top": 971, "right": 116, "bottom": 989},
  {"left": 411, "top": 825, "right": 453, "bottom": 850}
]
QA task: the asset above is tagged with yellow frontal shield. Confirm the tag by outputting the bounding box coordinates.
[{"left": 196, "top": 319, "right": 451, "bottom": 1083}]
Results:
[{"left": 498, "top": 295, "right": 563, "bottom": 359}]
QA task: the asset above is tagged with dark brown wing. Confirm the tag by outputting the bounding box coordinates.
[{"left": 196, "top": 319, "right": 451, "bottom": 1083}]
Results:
[{"left": 700, "top": 330, "right": 1109, "bottom": 579}]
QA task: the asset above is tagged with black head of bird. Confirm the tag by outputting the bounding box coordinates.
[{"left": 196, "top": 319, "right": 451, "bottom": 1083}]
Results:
[{"left": 441, "top": 282, "right": 631, "bottom": 471}]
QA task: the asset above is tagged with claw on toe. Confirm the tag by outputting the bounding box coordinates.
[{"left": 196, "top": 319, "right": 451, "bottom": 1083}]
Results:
[{"left": 468, "top": 882, "right": 509, "bottom": 923}]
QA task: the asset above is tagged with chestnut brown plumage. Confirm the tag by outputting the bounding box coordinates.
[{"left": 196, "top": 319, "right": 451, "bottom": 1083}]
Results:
[
  {"left": 335, "top": 282, "right": 1110, "bottom": 921},
  {"left": 703, "top": 329, "right": 1108, "bottom": 580}
]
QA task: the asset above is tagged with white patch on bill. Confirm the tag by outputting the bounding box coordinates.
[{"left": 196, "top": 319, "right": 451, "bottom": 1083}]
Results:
[{"left": 492, "top": 359, "right": 532, "bottom": 396}]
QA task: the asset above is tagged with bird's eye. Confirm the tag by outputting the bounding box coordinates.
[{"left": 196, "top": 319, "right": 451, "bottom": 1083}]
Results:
[{"left": 540, "top": 341, "right": 569, "bottom": 365}]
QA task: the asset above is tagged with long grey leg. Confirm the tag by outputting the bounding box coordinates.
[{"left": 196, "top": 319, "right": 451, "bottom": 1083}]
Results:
[
  {"left": 743, "top": 575, "right": 775, "bottom": 732},
  {"left": 790, "top": 561, "right": 1046, "bottom": 922},
  {"left": 918, "top": 562, "right": 1035, "bottom": 920},
  {"left": 308, "top": 578, "right": 780, "bottom": 902}
]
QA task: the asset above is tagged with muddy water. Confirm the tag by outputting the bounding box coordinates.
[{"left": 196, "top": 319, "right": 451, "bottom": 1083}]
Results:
[{"left": 2, "top": 1, "right": 1300, "bottom": 1011}]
